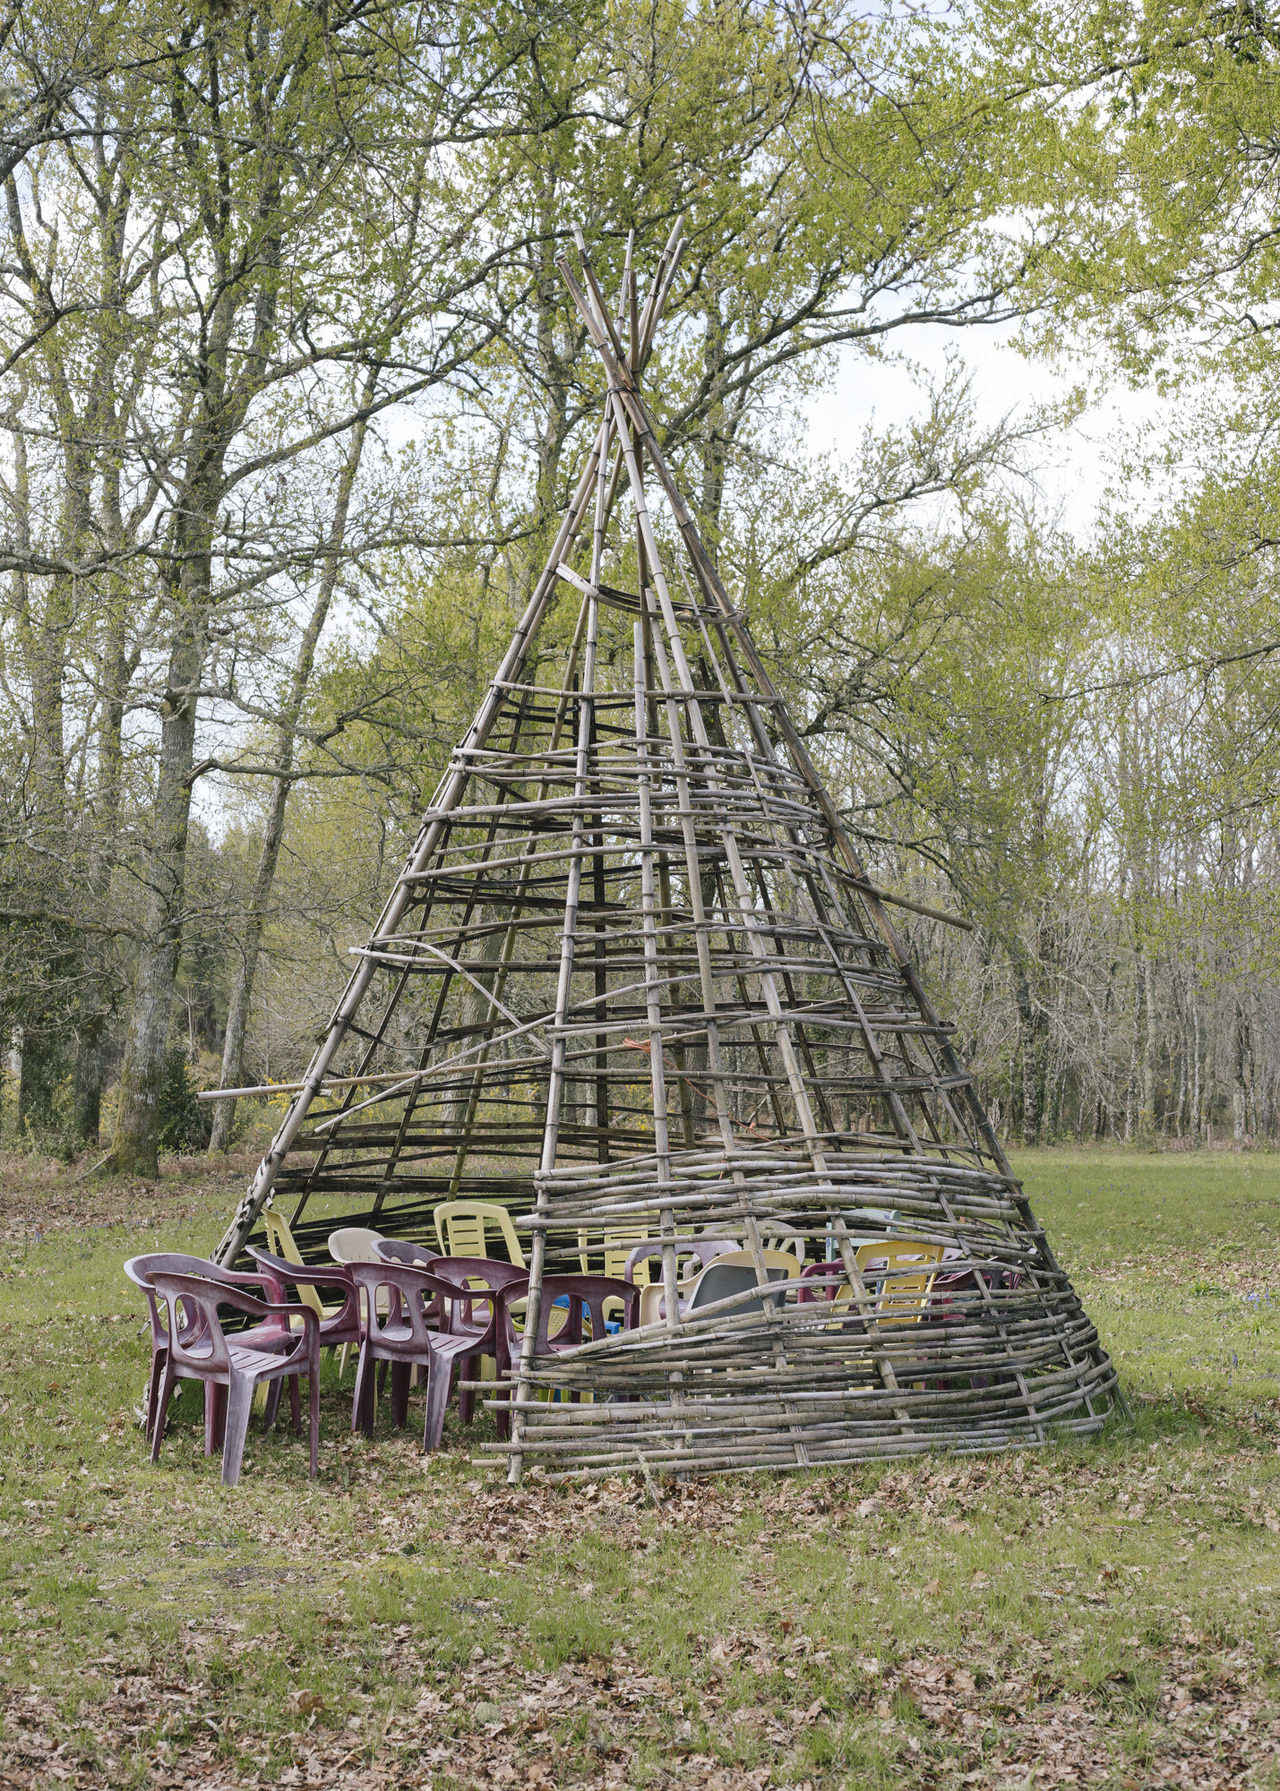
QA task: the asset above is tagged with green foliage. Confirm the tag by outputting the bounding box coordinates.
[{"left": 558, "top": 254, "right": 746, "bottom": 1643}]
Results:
[
  {"left": 7, "top": 0, "right": 1280, "bottom": 1170},
  {"left": 154, "top": 1050, "right": 213, "bottom": 1154}
]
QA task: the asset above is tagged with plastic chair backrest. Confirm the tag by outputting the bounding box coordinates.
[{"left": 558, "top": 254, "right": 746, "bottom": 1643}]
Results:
[
  {"left": 855, "top": 1240, "right": 944, "bottom": 1324},
  {"left": 328, "top": 1227, "right": 385, "bottom": 1265},
  {"left": 244, "top": 1246, "right": 356, "bottom": 1316},
  {"left": 125, "top": 1253, "right": 277, "bottom": 1338},
  {"left": 580, "top": 1228, "right": 653, "bottom": 1281},
  {"left": 428, "top": 1256, "right": 527, "bottom": 1294},
  {"left": 712, "top": 1247, "right": 802, "bottom": 1280},
  {"left": 348, "top": 1262, "right": 439, "bottom": 1351},
  {"left": 532, "top": 1274, "right": 637, "bottom": 1350},
  {"left": 262, "top": 1207, "right": 304, "bottom": 1265},
  {"left": 428, "top": 1256, "right": 527, "bottom": 1329},
  {"left": 797, "top": 1260, "right": 850, "bottom": 1305},
  {"left": 374, "top": 1238, "right": 440, "bottom": 1269},
  {"left": 149, "top": 1272, "right": 250, "bottom": 1373},
  {"left": 255, "top": 1212, "right": 325, "bottom": 1317},
  {"left": 686, "top": 1260, "right": 788, "bottom": 1317},
  {"left": 636, "top": 1245, "right": 789, "bottom": 1325},
  {"left": 433, "top": 1201, "right": 526, "bottom": 1268},
  {"left": 625, "top": 1239, "right": 734, "bottom": 1285}
]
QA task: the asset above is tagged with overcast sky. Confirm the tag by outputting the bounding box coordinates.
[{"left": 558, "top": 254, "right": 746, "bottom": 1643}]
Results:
[{"left": 805, "top": 323, "right": 1172, "bottom": 541}]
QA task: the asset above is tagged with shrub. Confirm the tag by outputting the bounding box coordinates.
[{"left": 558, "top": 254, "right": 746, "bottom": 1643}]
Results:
[{"left": 155, "top": 1048, "right": 213, "bottom": 1152}]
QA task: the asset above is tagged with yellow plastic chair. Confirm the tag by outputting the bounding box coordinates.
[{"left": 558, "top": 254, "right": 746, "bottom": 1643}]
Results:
[
  {"left": 638, "top": 1246, "right": 800, "bottom": 1327},
  {"left": 854, "top": 1240, "right": 944, "bottom": 1325},
  {"left": 262, "top": 1205, "right": 306, "bottom": 1266},
  {"left": 261, "top": 1207, "right": 333, "bottom": 1328},
  {"left": 577, "top": 1227, "right": 654, "bottom": 1324},
  {"left": 433, "top": 1201, "right": 526, "bottom": 1268},
  {"left": 577, "top": 1226, "right": 654, "bottom": 1279}
]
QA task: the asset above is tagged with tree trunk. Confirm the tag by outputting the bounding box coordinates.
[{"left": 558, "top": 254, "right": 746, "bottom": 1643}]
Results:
[
  {"left": 209, "top": 396, "right": 373, "bottom": 1151},
  {"left": 73, "top": 539, "right": 132, "bottom": 1147},
  {"left": 17, "top": 1031, "right": 69, "bottom": 1140},
  {"left": 1013, "top": 960, "right": 1044, "bottom": 1146},
  {"left": 1137, "top": 943, "right": 1157, "bottom": 1142},
  {"left": 1190, "top": 987, "right": 1202, "bottom": 1145},
  {"left": 1232, "top": 995, "right": 1250, "bottom": 1144},
  {"left": 108, "top": 544, "right": 208, "bottom": 1175}
]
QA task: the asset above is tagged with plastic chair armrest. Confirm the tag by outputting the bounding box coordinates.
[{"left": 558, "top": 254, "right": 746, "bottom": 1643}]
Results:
[
  {"left": 254, "top": 1301, "right": 321, "bottom": 1349},
  {"left": 198, "top": 1282, "right": 313, "bottom": 1327}
]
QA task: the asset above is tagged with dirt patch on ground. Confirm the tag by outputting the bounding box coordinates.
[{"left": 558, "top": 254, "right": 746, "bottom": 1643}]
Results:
[{"left": 0, "top": 1150, "right": 255, "bottom": 1242}]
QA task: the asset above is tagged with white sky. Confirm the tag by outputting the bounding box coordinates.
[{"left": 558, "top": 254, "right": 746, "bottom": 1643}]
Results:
[{"left": 804, "top": 323, "right": 1172, "bottom": 540}]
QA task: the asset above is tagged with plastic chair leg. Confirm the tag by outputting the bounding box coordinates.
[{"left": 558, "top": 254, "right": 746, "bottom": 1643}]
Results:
[
  {"left": 422, "top": 1350, "right": 451, "bottom": 1452},
  {"left": 205, "top": 1382, "right": 228, "bottom": 1456},
  {"left": 144, "top": 1355, "right": 165, "bottom": 1441},
  {"left": 494, "top": 1371, "right": 511, "bottom": 1441},
  {"left": 150, "top": 1361, "right": 177, "bottom": 1464},
  {"left": 221, "top": 1376, "right": 255, "bottom": 1487},
  {"left": 352, "top": 1345, "right": 377, "bottom": 1437},
  {"left": 390, "top": 1360, "right": 411, "bottom": 1428},
  {"left": 458, "top": 1354, "right": 478, "bottom": 1425},
  {"left": 308, "top": 1361, "right": 319, "bottom": 1477}
]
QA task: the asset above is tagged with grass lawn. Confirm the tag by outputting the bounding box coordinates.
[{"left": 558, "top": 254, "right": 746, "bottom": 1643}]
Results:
[{"left": 1, "top": 1146, "right": 1279, "bottom": 1790}]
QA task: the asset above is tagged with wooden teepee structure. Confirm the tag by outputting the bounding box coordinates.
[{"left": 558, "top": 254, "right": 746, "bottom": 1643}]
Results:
[{"left": 214, "top": 222, "right": 1119, "bottom": 1480}]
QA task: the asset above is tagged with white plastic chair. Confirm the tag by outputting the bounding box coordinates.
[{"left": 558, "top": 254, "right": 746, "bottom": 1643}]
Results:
[{"left": 638, "top": 1247, "right": 801, "bottom": 1327}]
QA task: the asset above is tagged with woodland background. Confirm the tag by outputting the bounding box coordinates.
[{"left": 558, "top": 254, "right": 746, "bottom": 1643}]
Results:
[{"left": 2, "top": 0, "right": 1279, "bottom": 1172}]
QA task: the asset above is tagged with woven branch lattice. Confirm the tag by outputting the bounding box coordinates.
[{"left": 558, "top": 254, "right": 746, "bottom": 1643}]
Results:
[{"left": 215, "top": 222, "right": 1119, "bottom": 1480}]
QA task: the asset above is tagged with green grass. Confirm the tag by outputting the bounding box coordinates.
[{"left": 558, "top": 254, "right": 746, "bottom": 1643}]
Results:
[
  {"left": 1015, "top": 1147, "right": 1280, "bottom": 1417},
  {"left": 1, "top": 1146, "right": 1279, "bottom": 1789}
]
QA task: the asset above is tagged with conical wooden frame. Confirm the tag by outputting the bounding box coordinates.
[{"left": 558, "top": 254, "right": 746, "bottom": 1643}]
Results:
[{"left": 215, "top": 223, "right": 1120, "bottom": 1480}]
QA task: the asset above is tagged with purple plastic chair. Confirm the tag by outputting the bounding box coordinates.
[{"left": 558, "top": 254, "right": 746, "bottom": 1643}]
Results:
[
  {"left": 373, "top": 1237, "right": 440, "bottom": 1269},
  {"left": 348, "top": 1260, "right": 508, "bottom": 1451},
  {"left": 932, "top": 1262, "right": 1023, "bottom": 1310},
  {"left": 124, "top": 1253, "right": 294, "bottom": 1444},
  {"left": 523, "top": 1274, "right": 640, "bottom": 1401},
  {"left": 147, "top": 1272, "right": 320, "bottom": 1486},
  {"left": 929, "top": 1263, "right": 1024, "bottom": 1389},
  {"left": 424, "top": 1257, "right": 528, "bottom": 1436},
  {"left": 245, "top": 1246, "right": 361, "bottom": 1357},
  {"left": 797, "top": 1260, "right": 850, "bottom": 1305},
  {"left": 371, "top": 1239, "right": 445, "bottom": 1336}
]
